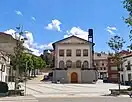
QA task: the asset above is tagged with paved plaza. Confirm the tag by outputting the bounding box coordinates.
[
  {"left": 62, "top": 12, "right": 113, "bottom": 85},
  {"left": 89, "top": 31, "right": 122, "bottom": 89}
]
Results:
[
  {"left": 2, "top": 75, "right": 132, "bottom": 102},
  {"left": 18, "top": 75, "right": 129, "bottom": 98}
]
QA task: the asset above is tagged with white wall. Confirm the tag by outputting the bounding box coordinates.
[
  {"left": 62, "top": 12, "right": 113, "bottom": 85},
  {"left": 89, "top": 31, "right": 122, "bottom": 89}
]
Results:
[
  {"left": 120, "top": 56, "right": 132, "bottom": 82},
  {"left": 55, "top": 44, "right": 92, "bottom": 68}
]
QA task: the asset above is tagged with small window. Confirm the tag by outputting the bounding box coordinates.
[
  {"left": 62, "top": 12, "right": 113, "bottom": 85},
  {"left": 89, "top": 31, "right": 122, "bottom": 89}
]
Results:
[
  {"left": 76, "top": 49, "right": 81, "bottom": 56},
  {"left": 59, "top": 61, "right": 65, "bottom": 68},
  {"left": 83, "top": 49, "right": 88, "bottom": 56},
  {"left": 111, "top": 66, "right": 117, "bottom": 70},
  {"left": 128, "top": 74, "right": 131, "bottom": 81},
  {"left": 97, "top": 53, "right": 101, "bottom": 56},
  {"left": 104, "top": 67, "right": 106, "bottom": 70},
  {"left": 66, "top": 49, "right": 72, "bottom": 57},
  {"left": 76, "top": 60, "right": 81, "bottom": 68},
  {"left": 59, "top": 49, "right": 64, "bottom": 57},
  {"left": 83, "top": 61, "right": 89, "bottom": 68},
  {"left": 66, "top": 60, "right": 72, "bottom": 68},
  {"left": 102, "top": 63, "right": 104, "bottom": 66},
  {"left": 111, "top": 74, "right": 118, "bottom": 78},
  {"left": 127, "top": 61, "right": 131, "bottom": 70}
]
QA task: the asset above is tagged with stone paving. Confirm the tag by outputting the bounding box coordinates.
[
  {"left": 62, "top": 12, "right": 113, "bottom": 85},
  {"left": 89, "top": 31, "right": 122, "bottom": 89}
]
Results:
[
  {"left": 1, "top": 75, "right": 131, "bottom": 102},
  {"left": 19, "top": 75, "right": 129, "bottom": 98}
]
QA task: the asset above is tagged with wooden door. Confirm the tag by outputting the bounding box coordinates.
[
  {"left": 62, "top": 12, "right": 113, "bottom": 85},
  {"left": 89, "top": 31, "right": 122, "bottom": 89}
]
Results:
[{"left": 71, "top": 72, "right": 78, "bottom": 83}]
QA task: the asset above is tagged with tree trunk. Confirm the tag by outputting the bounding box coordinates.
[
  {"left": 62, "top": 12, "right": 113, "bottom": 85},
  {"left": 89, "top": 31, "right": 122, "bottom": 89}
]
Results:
[
  {"left": 28, "top": 69, "right": 31, "bottom": 79},
  {"left": 15, "top": 65, "right": 19, "bottom": 95},
  {"left": 33, "top": 69, "right": 36, "bottom": 77}
]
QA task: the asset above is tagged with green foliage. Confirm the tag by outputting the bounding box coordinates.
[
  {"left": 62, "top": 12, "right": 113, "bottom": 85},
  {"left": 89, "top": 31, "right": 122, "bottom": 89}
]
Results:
[
  {"left": 123, "top": 0, "right": 132, "bottom": 49},
  {"left": 32, "top": 55, "right": 46, "bottom": 70},
  {"left": 11, "top": 26, "right": 27, "bottom": 72},
  {"left": 123, "top": 0, "right": 132, "bottom": 26},
  {"left": 107, "top": 35, "right": 125, "bottom": 67},
  {"left": 108, "top": 35, "right": 125, "bottom": 53},
  {"left": 19, "top": 53, "right": 34, "bottom": 72}
]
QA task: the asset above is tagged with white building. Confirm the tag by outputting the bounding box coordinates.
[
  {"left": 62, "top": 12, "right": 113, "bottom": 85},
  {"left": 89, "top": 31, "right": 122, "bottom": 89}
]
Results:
[
  {"left": 94, "top": 52, "right": 109, "bottom": 79},
  {"left": 52, "top": 35, "right": 98, "bottom": 83},
  {"left": 0, "top": 50, "right": 10, "bottom": 82},
  {"left": 120, "top": 54, "right": 132, "bottom": 85}
]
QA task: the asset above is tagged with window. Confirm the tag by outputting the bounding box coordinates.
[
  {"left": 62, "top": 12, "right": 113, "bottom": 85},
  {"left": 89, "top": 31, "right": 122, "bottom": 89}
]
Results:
[
  {"left": 111, "top": 74, "right": 118, "bottom": 78},
  {"left": 1, "top": 64, "right": 5, "bottom": 72},
  {"left": 59, "top": 49, "right": 64, "bottom": 57},
  {"left": 76, "top": 49, "right": 81, "bottom": 56},
  {"left": 104, "top": 67, "right": 106, "bottom": 70},
  {"left": 66, "top": 60, "right": 72, "bottom": 68},
  {"left": 76, "top": 60, "right": 81, "bottom": 68},
  {"left": 83, "top": 61, "right": 89, "bottom": 68},
  {"left": 102, "top": 63, "right": 104, "bottom": 66},
  {"left": 97, "top": 53, "right": 101, "bottom": 56},
  {"left": 59, "top": 61, "right": 65, "bottom": 68},
  {"left": 96, "top": 62, "right": 99, "bottom": 66},
  {"left": 127, "top": 61, "right": 131, "bottom": 70},
  {"left": 66, "top": 49, "right": 72, "bottom": 57},
  {"left": 128, "top": 74, "right": 131, "bottom": 81},
  {"left": 111, "top": 66, "right": 117, "bottom": 70},
  {"left": 83, "top": 49, "right": 88, "bottom": 56}
]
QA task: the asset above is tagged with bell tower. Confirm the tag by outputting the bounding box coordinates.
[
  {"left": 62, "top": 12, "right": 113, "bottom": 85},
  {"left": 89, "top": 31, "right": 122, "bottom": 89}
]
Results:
[{"left": 88, "top": 29, "right": 95, "bottom": 69}]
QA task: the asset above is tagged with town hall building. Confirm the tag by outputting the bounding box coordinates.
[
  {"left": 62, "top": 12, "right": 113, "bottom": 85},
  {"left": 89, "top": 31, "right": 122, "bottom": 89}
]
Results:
[{"left": 52, "top": 31, "right": 98, "bottom": 83}]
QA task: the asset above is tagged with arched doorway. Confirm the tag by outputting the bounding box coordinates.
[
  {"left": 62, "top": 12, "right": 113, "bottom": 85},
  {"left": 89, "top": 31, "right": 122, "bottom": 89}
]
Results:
[{"left": 71, "top": 72, "right": 78, "bottom": 83}]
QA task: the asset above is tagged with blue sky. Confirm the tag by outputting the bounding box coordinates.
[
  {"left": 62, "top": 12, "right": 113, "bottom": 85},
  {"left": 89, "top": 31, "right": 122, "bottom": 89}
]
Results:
[{"left": 0, "top": 0, "right": 130, "bottom": 55}]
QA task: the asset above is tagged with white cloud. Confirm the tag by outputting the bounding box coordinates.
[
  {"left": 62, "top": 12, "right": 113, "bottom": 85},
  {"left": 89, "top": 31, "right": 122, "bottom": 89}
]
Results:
[
  {"left": 31, "top": 16, "right": 36, "bottom": 21},
  {"left": 4, "top": 29, "right": 53, "bottom": 56},
  {"left": 106, "top": 26, "right": 117, "bottom": 35},
  {"left": 107, "top": 26, "right": 117, "bottom": 31},
  {"left": 45, "top": 19, "right": 62, "bottom": 32},
  {"left": 4, "top": 29, "right": 24, "bottom": 39},
  {"left": 64, "top": 27, "right": 88, "bottom": 40},
  {"left": 15, "top": 10, "right": 23, "bottom": 16}
]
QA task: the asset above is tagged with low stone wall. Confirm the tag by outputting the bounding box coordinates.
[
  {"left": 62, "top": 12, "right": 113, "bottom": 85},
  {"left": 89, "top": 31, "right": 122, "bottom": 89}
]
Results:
[
  {"left": 81, "top": 70, "right": 98, "bottom": 83},
  {"left": 52, "top": 70, "right": 68, "bottom": 83}
]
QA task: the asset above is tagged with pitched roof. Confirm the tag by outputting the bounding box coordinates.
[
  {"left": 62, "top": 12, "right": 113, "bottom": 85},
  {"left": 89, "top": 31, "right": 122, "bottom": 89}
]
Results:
[{"left": 52, "top": 35, "right": 94, "bottom": 48}]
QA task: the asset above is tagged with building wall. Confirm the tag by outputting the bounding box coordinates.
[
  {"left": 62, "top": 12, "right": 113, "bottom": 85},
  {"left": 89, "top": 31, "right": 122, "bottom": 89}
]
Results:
[
  {"left": 107, "top": 57, "right": 118, "bottom": 83},
  {"left": 53, "top": 69, "right": 98, "bottom": 83},
  {"left": 94, "top": 53, "right": 109, "bottom": 79},
  {"left": 119, "top": 55, "right": 132, "bottom": 83},
  {"left": 53, "top": 36, "right": 97, "bottom": 83},
  {"left": 67, "top": 68, "right": 81, "bottom": 83},
  {"left": 52, "top": 70, "right": 68, "bottom": 83},
  {"left": 54, "top": 36, "right": 93, "bottom": 68},
  {"left": 81, "top": 70, "right": 98, "bottom": 83},
  {"left": 55, "top": 44, "right": 92, "bottom": 68},
  {"left": 0, "top": 51, "right": 10, "bottom": 83}
]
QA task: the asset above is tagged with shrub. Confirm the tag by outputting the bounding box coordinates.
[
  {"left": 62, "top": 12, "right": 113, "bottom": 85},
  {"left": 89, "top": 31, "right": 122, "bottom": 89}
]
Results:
[{"left": 0, "top": 81, "right": 8, "bottom": 93}]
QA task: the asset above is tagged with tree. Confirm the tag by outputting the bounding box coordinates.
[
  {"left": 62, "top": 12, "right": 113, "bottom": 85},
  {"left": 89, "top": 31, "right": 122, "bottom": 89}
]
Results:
[
  {"left": 19, "top": 53, "right": 34, "bottom": 78},
  {"left": 37, "top": 57, "right": 46, "bottom": 69},
  {"left": 123, "top": 0, "right": 132, "bottom": 27},
  {"left": 31, "top": 56, "right": 46, "bottom": 77},
  {"left": 123, "top": 0, "right": 132, "bottom": 49},
  {"left": 10, "top": 25, "right": 27, "bottom": 93},
  {"left": 107, "top": 35, "right": 125, "bottom": 94}
]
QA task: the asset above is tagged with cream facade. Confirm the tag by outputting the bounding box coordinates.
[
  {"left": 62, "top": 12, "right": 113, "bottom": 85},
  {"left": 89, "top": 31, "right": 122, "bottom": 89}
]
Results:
[
  {"left": 52, "top": 35, "right": 98, "bottom": 83},
  {"left": 119, "top": 54, "right": 132, "bottom": 85},
  {"left": 94, "top": 52, "right": 109, "bottom": 79},
  {"left": 0, "top": 51, "right": 10, "bottom": 82}
]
